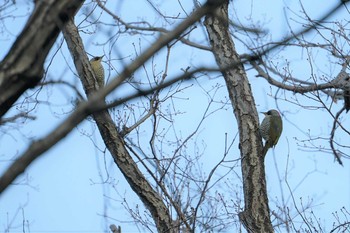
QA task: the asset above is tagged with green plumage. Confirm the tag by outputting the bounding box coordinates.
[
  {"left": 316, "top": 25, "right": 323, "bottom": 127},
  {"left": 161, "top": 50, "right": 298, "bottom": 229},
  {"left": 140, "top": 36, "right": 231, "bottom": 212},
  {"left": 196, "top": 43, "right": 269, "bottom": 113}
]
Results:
[
  {"left": 90, "top": 56, "right": 105, "bottom": 88},
  {"left": 259, "top": 109, "right": 283, "bottom": 155}
]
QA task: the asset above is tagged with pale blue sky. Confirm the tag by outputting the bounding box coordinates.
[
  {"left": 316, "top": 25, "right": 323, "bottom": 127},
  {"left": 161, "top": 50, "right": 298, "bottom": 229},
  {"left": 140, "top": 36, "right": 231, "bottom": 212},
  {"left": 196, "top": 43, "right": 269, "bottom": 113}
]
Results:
[{"left": 1, "top": 0, "right": 349, "bottom": 232}]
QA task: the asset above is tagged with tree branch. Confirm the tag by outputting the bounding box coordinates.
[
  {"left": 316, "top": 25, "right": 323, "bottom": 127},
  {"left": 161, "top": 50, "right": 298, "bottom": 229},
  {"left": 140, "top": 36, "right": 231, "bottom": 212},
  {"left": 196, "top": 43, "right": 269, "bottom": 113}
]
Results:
[
  {"left": 0, "top": 0, "right": 84, "bottom": 118},
  {"left": 0, "top": 1, "right": 228, "bottom": 232},
  {"left": 204, "top": 2, "right": 274, "bottom": 232}
]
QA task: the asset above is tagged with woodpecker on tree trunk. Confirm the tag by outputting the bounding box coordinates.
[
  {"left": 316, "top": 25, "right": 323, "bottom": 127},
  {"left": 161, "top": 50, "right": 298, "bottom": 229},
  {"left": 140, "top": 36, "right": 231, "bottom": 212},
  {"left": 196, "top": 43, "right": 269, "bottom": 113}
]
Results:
[
  {"left": 259, "top": 109, "right": 283, "bottom": 156},
  {"left": 90, "top": 55, "right": 105, "bottom": 89}
]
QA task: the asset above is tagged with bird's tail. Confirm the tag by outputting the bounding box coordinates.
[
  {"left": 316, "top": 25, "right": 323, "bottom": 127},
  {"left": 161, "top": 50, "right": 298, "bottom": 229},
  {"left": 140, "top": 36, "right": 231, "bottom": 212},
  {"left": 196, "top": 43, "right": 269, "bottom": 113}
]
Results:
[
  {"left": 262, "top": 145, "right": 268, "bottom": 157},
  {"left": 262, "top": 141, "right": 271, "bottom": 157}
]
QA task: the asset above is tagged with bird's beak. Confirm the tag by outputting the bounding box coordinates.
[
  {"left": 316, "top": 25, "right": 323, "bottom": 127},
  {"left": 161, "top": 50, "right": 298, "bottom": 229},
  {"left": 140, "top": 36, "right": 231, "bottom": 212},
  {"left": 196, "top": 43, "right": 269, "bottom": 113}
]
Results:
[{"left": 261, "top": 112, "right": 267, "bottom": 115}]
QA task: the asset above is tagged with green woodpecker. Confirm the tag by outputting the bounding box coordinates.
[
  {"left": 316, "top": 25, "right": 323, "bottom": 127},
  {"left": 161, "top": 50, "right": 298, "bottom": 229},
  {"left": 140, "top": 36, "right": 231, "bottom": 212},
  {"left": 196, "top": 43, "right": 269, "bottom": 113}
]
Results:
[
  {"left": 89, "top": 56, "right": 105, "bottom": 89},
  {"left": 259, "top": 109, "right": 283, "bottom": 155}
]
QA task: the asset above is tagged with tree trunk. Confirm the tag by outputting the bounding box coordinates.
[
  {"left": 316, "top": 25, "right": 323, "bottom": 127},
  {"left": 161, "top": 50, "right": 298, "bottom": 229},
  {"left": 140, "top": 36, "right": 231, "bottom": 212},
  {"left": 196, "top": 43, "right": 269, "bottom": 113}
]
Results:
[
  {"left": 62, "top": 20, "right": 176, "bottom": 233},
  {"left": 0, "top": 0, "right": 84, "bottom": 118},
  {"left": 204, "top": 2, "right": 274, "bottom": 232}
]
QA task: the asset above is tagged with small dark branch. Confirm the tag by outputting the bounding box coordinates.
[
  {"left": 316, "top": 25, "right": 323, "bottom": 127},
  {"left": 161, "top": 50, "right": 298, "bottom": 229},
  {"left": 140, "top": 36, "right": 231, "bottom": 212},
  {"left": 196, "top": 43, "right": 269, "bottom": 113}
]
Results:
[
  {"left": 95, "top": 0, "right": 212, "bottom": 51},
  {"left": 330, "top": 221, "right": 350, "bottom": 233},
  {"left": 251, "top": 60, "right": 342, "bottom": 94},
  {"left": 254, "top": 1, "right": 347, "bottom": 58},
  {"left": 0, "top": 0, "right": 228, "bottom": 197},
  {"left": 0, "top": 0, "right": 84, "bottom": 118},
  {"left": 120, "top": 98, "right": 157, "bottom": 136},
  {"left": 124, "top": 142, "right": 192, "bottom": 231},
  {"left": 192, "top": 142, "right": 229, "bottom": 231},
  {"left": 0, "top": 112, "right": 36, "bottom": 125},
  {"left": 329, "top": 108, "right": 345, "bottom": 165},
  {"left": 0, "top": 99, "right": 91, "bottom": 194},
  {"left": 40, "top": 80, "right": 85, "bottom": 101}
]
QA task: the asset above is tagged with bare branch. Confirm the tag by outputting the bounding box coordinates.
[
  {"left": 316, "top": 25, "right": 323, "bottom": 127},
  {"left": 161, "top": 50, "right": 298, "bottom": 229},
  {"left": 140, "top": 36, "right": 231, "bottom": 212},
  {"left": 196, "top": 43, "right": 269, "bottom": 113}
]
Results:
[
  {"left": 96, "top": 0, "right": 211, "bottom": 51},
  {"left": 0, "top": 0, "right": 84, "bottom": 118},
  {"left": 0, "top": 2, "right": 229, "bottom": 232}
]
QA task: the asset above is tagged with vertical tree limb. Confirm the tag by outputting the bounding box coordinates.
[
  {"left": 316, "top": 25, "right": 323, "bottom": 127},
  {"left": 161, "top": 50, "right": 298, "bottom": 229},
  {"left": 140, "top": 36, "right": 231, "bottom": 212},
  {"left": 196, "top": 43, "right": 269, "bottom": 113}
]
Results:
[{"left": 204, "top": 2, "right": 274, "bottom": 232}]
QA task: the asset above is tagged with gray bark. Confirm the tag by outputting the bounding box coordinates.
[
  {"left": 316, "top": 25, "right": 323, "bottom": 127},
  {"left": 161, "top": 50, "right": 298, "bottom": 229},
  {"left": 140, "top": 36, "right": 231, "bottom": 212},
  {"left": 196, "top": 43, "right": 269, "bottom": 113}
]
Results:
[
  {"left": 204, "top": 2, "right": 274, "bottom": 232},
  {"left": 0, "top": 0, "right": 84, "bottom": 118},
  {"left": 65, "top": 20, "right": 178, "bottom": 233}
]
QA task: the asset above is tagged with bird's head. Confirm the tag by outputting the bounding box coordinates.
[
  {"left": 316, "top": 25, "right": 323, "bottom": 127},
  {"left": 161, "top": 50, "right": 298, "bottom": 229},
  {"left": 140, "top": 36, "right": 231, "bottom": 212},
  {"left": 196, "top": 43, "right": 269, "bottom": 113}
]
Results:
[
  {"left": 90, "top": 55, "right": 104, "bottom": 62},
  {"left": 262, "top": 109, "right": 280, "bottom": 117}
]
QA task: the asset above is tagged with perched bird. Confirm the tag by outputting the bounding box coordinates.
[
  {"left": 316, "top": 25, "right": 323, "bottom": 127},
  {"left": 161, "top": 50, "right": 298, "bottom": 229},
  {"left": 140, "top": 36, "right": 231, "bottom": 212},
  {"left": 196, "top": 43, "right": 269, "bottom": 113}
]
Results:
[
  {"left": 89, "top": 56, "right": 105, "bottom": 89},
  {"left": 259, "top": 109, "right": 283, "bottom": 156}
]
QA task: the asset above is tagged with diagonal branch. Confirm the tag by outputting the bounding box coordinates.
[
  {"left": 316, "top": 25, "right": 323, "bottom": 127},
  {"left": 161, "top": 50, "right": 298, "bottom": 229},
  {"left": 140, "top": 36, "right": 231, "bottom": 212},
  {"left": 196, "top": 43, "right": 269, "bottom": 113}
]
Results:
[
  {"left": 0, "top": 0, "right": 84, "bottom": 118},
  {"left": 251, "top": 60, "right": 340, "bottom": 93},
  {"left": 0, "top": 1, "right": 228, "bottom": 232}
]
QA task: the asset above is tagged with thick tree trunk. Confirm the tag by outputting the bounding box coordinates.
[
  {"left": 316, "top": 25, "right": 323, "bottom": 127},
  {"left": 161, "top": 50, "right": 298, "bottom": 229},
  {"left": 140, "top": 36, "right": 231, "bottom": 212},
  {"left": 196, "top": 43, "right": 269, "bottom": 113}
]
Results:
[
  {"left": 0, "top": 5, "right": 228, "bottom": 232},
  {"left": 61, "top": 2, "right": 229, "bottom": 232},
  {"left": 62, "top": 20, "right": 176, "bottom": 233},
  {"left": 204, "top": 2, "right": 274, "bottom": 232},
  {"left": 0, "top": 0, "right": 84, "bottom": 118}
]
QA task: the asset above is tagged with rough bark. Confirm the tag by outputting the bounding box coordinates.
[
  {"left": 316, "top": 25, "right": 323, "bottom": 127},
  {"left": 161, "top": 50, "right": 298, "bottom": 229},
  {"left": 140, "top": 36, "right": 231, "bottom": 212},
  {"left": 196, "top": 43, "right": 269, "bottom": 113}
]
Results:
[
  {"left": 0, "top": 1, "right": 234, "bottom": 231},
  {"left": 0, "top": 0, "right": 224, "bottom": 203},
  {"left": 0, "top": 0, "right": 84, "bottom": 118},
  {"left": 204, "top": 2, "right": 274, "bottom": 232},
  {"left": 62, "top": 20, "right": 177, "bottom": 233},
  {"left": 62, "top": 2, "right": 228, "bottom": 232}
]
